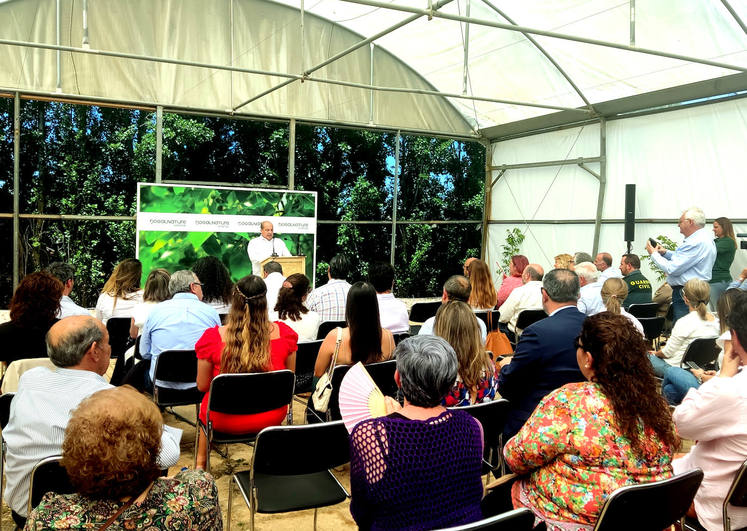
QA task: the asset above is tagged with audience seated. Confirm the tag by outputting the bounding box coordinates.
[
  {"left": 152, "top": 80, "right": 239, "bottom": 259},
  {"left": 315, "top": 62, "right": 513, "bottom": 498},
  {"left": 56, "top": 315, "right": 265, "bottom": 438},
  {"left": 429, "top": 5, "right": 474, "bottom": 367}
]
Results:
[
  {"left": 661, "top": 288, "right": 739, "bottom": 405},
  {"left": 47, "top": 262, "right": 89, "bottom": 318},
  {"left": 672, "top": 290, "right": 747, "bottom": 530},
  {"left": 3, "top": 315, "right": 181, "bottom": 528},
  {"left": 648, "top": 278, "right": 719, "bottom": 378},
  {"left": 309, "top": 281, "right": 395, "bottom": 422},
  {"left": 262, "top": 261, "right": 285, "bottom": 321},
  {"left": 418, "top": 275, "right": 487, "bottom": 341},
  {"left": 575, "top": 261, "right": 604, "bottom": 316},
  {"left": 498, "top": 268, "right": 586, "bottom": 439},
  {"left": 192, "top": 256, "right": 233, "bottom": 315},
  {"left": 0, "top": 271, "right": 63, "bottom": 363},
  {"left": 129, "top": 268, "right": 171, "bottom": 340},
  {"left": 195, "top": 275, "right": 298, "bottom": 469},
  {"left": 25, "top": 386, "right": 220, "bottom": 530},
  {"left": 275, "top": 273, "right": 321, "bottom": 341},
  {"left": 600, "top": 278, "right": 644, "bottom": 335},
  {"left": 433, "top": 301, "right": 498, "bottom": 406},
  {"left": 498, "top": 263, "right": 544, "bottom": 338},
  {"left": 306, "top": 254, "right": 352, "bottom": 322},
  {"left": 594, "top": 251, "right": 623, "bottom": 281},
  {"left": 139, "top": 270, "right": 221, "bottom": 392},
  {"left": 573, "top": 251, "right": 593, "bottom": 265},
  {"left": 619, "top": 253, "right": 652, "bottom": 308},
  {"left": 368, "top": 261, "right": 409, "bottom": 334},
  {"left": 654, "top": 282, "right": 673, "bottom": 316},
  {"left": 503, "top": 313, "right": 676, "bottom": 528},
  {"left": 554, "top": 253, "right": 574, "bottom": 270},
  {"left": 496, "top": 255, "right": 528, "bottom": 308},
  {"left": 349, "top": 336, "right": 483, "bottom": 529},
  {"left": 466, "top": 259, "right": 497, "bottom": 310},
  {"left": 95, "top": 258, "right": 143, "bottom": 324}
]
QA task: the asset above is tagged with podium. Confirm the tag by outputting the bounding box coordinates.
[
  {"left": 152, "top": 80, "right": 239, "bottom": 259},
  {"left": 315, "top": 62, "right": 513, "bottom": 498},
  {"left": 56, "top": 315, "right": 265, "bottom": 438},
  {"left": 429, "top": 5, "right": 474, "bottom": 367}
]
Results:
[{"left": 261, "top": 256, "right": 306, "bottom": 277}]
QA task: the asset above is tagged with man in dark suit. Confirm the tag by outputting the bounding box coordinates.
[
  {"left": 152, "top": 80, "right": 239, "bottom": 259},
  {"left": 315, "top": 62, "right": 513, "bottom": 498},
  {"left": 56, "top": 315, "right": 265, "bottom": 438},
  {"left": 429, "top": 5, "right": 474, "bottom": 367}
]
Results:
[{"left": 497, "top": 268, "right": 587, "bottom": 439}]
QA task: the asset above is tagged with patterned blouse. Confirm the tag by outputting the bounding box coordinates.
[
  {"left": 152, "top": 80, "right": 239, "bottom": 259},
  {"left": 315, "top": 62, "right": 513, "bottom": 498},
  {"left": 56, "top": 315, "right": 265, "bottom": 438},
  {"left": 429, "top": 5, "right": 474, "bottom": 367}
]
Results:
[
  {"left": 24, "top": 469, "right": 221, "bottom": 530},
  {"left": 503, "top": 382, "right": 674, "bottom": 530},
  {"left": 442, "top": 361, "right": 499, "bottom": 407}
]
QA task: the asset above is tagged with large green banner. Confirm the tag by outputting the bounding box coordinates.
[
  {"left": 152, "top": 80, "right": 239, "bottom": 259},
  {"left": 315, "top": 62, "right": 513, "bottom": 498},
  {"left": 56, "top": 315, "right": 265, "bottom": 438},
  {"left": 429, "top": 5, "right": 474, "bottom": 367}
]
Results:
[{"left": 136, "top": 184, "right": 317, "bottom": 284}]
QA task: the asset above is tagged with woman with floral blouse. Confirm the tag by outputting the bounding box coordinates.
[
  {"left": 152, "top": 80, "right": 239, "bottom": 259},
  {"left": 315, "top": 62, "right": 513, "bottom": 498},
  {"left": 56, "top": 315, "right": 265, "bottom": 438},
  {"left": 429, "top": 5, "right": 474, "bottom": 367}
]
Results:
[{"left": 503, "top": 312, "right": 678, "bottom": 530}]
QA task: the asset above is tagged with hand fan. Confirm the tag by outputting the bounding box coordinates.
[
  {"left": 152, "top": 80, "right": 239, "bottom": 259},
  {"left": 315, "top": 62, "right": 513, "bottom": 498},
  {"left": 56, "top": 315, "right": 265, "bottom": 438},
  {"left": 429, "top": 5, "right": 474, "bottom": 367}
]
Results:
[{"left": 339, "top": 362, "right": 388, "bottom": 433}]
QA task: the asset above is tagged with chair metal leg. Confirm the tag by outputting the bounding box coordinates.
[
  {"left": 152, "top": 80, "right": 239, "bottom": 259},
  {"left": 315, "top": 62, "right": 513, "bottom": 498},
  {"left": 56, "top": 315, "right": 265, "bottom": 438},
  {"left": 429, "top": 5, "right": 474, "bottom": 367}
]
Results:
[
  {"left": 313, "top": 508, "right": 318, "bottom": 531},
  {"left": 227, "top": 475, "right": 233, "bottom": 531},
  {"left": 250, "top": 487, "right": 256, "bottom": 531}
]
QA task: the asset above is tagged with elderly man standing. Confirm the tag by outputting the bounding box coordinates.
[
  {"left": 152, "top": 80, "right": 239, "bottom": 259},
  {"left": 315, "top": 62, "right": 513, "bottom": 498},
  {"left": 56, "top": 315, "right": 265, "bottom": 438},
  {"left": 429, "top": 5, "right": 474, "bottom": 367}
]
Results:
[
  {"left": 307, "top": 254, "right": 353, "bottom": 322},
  {"left": 498, "top": 264, "right": 544, "bottom": 339},
  {"left": 247, "top": 220, "right": 291, "bottom": 276},
  {"left": 646, "top": 207, "right": 716, "bottom": 323},
  {"left": 575, "top": 261, "right": 604, "bottom": 316},
  {"left": 3, "top": 316, "right": 181, "bottom": 528},
  {"left": 47, "top": 261, "right": 89, "bottom": 318},
  {"left": 498, "top": 269, "right": 586, "bottom": 439},
  {"left": 140, "top": 270, "right": 221, "bottom": 391}
]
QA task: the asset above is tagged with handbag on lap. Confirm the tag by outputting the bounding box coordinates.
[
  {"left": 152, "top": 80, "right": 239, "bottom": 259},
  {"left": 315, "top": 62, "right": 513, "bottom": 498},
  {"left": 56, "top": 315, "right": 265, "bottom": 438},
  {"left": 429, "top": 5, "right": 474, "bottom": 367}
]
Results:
[{"left": 312, "top": 327, "right": 343, "bottom": 413}]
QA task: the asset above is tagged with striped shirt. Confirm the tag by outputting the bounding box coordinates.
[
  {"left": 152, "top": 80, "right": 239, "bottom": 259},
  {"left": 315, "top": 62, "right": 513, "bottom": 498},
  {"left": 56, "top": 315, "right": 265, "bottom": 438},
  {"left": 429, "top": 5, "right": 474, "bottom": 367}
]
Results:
[
  {"left": 306, "top": 279, "right": 351, "bottom": 322},
  {"left": 3, "top": 367, "right": 182, "bottom": 517}
]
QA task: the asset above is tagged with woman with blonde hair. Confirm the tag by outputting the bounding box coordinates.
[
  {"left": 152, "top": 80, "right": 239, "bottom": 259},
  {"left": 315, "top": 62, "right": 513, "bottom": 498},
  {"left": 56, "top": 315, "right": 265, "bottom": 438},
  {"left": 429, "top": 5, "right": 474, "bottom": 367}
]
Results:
[
  {"left": 129, "top": 268, "right": 171, "bottom": 339},
  {"left": 466, "top": 259, "right": 497, "bottom": 310},
  {"left": 195, "top": 275, "right": 298, "bottom": 469},
  {"left": 554, "top": 254, "right": 574, "bottom": 270},
  {"left": 95, "top": 258, "right": 143, "bottom": 323},
  {"left": 710, "top": 216, "right": 737, "bottom": 308},
  {"left": 601, "top": 277, "right": 644, "bottom": 335},
  {"left": 434, "top": 301, "right": 498, "bottom": 406},
  {"left": 649, "top": 278, "right": 719, "bottom": 378}
]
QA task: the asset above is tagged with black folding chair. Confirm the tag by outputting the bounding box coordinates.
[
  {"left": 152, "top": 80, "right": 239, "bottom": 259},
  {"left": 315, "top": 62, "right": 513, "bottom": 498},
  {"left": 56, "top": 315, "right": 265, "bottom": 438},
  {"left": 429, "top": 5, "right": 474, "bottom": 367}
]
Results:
[
  {"left": 512, "top": 309, "right": 546, "bottom": 346},
  {"left": 638, "top": 316, "right": 665, "bottom": 350},
  {"left": 0, "top": 392, "right": 14, "bottom": 530},
  {"left": 294, "top": 340, "right": 323, "bottom": 395},
  {"left": 152, "top": 349, "right": 203, "bottom": 426},
  {"left": 437, "top": 508, "right": 535, "bottom": 531},
  {"left": 684, "top": 458, "right": 747, "bottom": 531},
  {"left": 627, "top": 303, "right": 658, "bottom": 319},
  {"left": 409, "top": 301, "right": 442, "bottom": 323},
  {"left": 316, "top": 321, "right": 346, "bottom": 340},
  {"left": 106, "top": 317, "right": 134, "bottom": 359},
  {"left": 227, "top": 421, "right": 350, "bottom": 531},
  {"left": 593, "top": 468, "right": 703, "bottom": 531},
  {"left": 475, "top": 310, "right": 501, "bottom": 332},
  {"left": 27, "top": 456, "right": 74, "bottom": 517},
  {"left": 680, "top": 337, "right": 720, "bottom": 371},
  {"left": 450, "top": 399, "right": 511, "bottom": 479},
  {"left": 197, "top": 371, "right": 295, "bottom": 473},
  {"left": 393, "top": 332, "right": 411, "bottom": 344}
]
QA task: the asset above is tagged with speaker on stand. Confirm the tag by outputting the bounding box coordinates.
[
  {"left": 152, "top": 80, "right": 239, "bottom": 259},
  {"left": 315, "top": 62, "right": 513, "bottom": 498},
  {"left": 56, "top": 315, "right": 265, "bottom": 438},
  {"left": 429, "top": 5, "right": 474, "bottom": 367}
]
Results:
[{"left": 624, "top": 184, "right": 636, "bottom": 254}]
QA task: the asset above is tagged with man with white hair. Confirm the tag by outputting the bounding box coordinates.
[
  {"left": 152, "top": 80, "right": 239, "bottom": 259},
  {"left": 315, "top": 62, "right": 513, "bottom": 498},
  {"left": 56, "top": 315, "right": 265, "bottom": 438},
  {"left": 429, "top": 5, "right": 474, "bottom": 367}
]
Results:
[
  {"left": 646, "top": 207, "right": 716, "bottom": 323},
  {"left": 575, "top": 261, "right": 604, "bottom": 316},
  {"left": 247, "top": 220, "right": 291, "bottom": 276}
]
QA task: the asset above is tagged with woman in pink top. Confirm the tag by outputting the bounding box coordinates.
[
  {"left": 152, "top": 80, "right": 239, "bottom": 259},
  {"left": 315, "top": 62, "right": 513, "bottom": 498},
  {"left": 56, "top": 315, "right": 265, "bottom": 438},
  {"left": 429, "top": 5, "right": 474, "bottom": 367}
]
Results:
[
  {"left": 496, "top": 255, "right": 528, "bottom": 308},
  {"left": 672, "top": 291, "right": 747, "bottom": 531}
]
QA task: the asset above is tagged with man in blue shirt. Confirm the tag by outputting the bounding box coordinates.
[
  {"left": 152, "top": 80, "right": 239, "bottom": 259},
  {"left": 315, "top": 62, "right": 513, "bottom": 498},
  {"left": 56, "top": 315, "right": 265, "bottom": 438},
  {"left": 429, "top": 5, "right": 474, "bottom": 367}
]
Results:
[
  {"left": 140, "top": 269, "right": 221, "bottom": 391},
  {"left": 646, "top": 207, "right": 716, "bottom": 324}
]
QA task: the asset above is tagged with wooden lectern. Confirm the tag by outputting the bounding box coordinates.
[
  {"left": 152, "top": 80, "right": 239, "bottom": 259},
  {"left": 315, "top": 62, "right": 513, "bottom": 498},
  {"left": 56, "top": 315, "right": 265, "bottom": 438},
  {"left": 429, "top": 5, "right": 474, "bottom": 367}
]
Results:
[{"left": 261, "top": 256, "right": 306, "bottom": 277}]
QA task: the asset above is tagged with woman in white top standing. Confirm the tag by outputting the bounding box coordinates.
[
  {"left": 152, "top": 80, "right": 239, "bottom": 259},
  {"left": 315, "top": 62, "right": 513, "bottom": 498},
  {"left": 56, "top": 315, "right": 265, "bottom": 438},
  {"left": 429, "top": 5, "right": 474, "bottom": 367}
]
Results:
[
  {"left": 649, "top": 278, "right": 719, "bottom": 377},
  {"left": 95, "top": 258, "right": 144, "bottom": 324},
  {"left": 275, "top": 273, "right": 321, "bottom": 341},
  {"left": 600, "top": 278, "right": 644, "bottom": 335}
]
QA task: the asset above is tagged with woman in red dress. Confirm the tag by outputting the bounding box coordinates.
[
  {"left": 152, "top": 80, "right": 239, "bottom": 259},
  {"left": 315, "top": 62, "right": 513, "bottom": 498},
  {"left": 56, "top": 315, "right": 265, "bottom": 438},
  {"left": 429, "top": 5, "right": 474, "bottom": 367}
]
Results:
[{"left": 195, "top": 274, "right": 298, "bottom": 469}]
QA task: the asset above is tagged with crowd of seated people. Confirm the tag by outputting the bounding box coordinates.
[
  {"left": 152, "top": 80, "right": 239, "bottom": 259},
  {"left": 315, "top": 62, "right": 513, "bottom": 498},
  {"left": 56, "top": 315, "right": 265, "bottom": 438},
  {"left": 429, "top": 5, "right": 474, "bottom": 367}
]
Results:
[{"left": 3, "top": 235, "right": 746, "bottom": 530}]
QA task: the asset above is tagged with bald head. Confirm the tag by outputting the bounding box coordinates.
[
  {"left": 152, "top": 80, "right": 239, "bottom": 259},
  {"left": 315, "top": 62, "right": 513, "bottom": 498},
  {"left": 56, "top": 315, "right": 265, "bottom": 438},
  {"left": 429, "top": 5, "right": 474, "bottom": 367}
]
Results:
[
  {"left": 522, "top": 264, "right": 544, "bottom": 283},
  {"left": 47, "top": 315, "right": 110, "bottom": 373},
  {"left": 595, "top": 253, "right": 612, "bottom": 271}
]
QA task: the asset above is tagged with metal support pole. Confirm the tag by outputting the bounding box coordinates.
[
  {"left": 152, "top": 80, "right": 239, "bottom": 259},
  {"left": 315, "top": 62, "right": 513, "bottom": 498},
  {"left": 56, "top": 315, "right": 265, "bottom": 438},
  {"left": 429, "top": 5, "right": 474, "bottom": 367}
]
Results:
[
  {"left": 721, "top": 0, "right": 747, "bottom": 36},
  {"left": 390, "top": 131, "right": 401, "bottom": 266},
  {"left": 463, "top": 0, "right": 470, "bottom": 95},
  {"left": 82, "top": 0, "right": 89, "bottom": 48},
  {"left": 288, "top": 119, "right": 296, "bottom": 190},
  {"left": 629, "top": 0, "right": 636, "bottom": 46},
  {"left": 56, "top": 0, "right": 62, "bottom": 92},
  {"left": 480, "top": 139, "right": 492, "bottom": 258},
  {"left": 491, "top": 156, "right": 602, "bottom": 170},
  {"left": 155, "top": 106, "right": 163, "bottom": 183},
  {"left": 490, "top": 168, "right": 506, "bottom": 188},
  {"left": 300, "top": 0, "right": 305, "bottom": 73},
  {"left": 369, "top": 43, "right": 375, "bottom": 124},
  {"left": 12, "top": 93, "right": 20, "bottom": 291},
  {"left": 592, "top": 119, "right": 607, "bottom": 256}
]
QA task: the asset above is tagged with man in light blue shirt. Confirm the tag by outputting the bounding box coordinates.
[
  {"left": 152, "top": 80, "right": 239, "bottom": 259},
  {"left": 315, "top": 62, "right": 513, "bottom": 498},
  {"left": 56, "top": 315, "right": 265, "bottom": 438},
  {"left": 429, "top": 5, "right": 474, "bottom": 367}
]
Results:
[
  {"left": 140, "top": 269, "right": 221, "bottom": 391},
  {"left": 646, "top": 207, "right": 716, "bottom": 323},
  {"left": 575, "top": 262, "right": 605, "bottom": 316}
]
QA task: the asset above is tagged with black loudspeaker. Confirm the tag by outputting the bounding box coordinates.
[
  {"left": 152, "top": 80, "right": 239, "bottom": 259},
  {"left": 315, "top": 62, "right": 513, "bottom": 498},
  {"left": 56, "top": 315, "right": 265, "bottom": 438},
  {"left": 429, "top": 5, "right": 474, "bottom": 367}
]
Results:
[{"left": 624, "top": 184, "right": 636, "bottom": 243}]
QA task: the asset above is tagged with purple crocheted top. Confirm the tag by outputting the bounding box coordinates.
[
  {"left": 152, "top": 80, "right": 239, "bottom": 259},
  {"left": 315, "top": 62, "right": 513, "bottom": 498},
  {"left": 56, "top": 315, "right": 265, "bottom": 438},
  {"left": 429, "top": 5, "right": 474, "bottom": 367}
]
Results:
[{"left": 349, "top": 409, "right": 484, "bottom": 530}]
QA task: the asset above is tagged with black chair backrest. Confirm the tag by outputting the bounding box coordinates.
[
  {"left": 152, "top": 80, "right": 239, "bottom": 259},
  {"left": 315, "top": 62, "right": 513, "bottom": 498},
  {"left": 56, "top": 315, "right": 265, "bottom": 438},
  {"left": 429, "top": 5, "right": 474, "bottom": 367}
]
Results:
[
  {"left": 409, "top": 301, "right": 442, "bottom": 323},
  {"left": 207, "top": 371, "right": 295, "bottom": 416},
  {"left": 28, "top": 456, "right": 74, "bottom": 514},
  {"left": 593, "top": 468, "right": 704, "bottom": 531},
  {"left": 680, "top": 337, "right": 720, "bottom": 369},
  {"left": 474, "top": 310, "right": 501, "bottom": 331},
  {"left": 727, "top": 458, "right": 747, "bottom": 509},
  {"left": 515, "top": 309, "right": 546, "bottom": 330},
  {"left": 152, "top": 349, "right": 202, "bottom": 407},
  {"left": 451, "top": 399, "right": 510, "bottom": 451},
  {"left": 327, "top": 364, "right": 353, "bottom": 421},
  {"left": 317, "top": 321, "right": 347, "bottom": 340},
  {"left": 437, "top": 508, "right": 535, "bottom": 530},
  {"left": 253, "top": 420, "right": 350, "bottom": 476},
  {"left": 294, "top": 340, "right": 324, "bottom": 394},
  {"left": 106, "top": 317, "right": 132, "bottom": 358},
  {"left": 393, "top": 332, "right": 410, "bottom": 345},
  {"left": 637, "top": 316, "right": 665, "bottom": 342},
  {"left": 327, "top": 360, "right": 398, "bottom": 420},
  {"left": 627, "top": 303, "right": 658, "bottom": 318},
  {"left": 0, "top": 392, "right": 14, "bottom": 429}
]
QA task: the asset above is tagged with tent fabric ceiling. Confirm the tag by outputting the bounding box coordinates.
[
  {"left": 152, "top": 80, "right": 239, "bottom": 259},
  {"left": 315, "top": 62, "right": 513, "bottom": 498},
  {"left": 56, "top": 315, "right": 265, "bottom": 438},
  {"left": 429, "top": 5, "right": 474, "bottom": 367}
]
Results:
[{"left": 1, "top": 0, "right": 746, "bottom": 138}]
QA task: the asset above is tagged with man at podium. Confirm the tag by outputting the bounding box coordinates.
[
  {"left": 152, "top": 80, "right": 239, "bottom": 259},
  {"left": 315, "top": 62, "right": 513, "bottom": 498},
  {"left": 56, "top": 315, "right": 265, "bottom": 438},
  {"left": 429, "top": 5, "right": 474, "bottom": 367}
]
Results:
[{"left": 247, "top": 220, "right": 291, "bottom": 275}]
